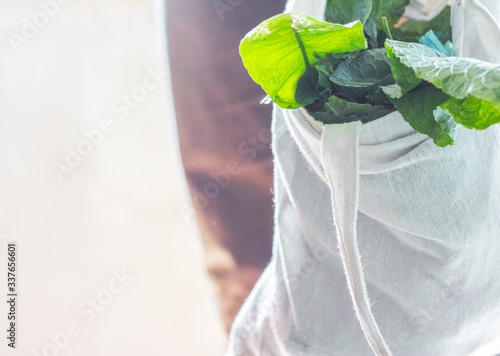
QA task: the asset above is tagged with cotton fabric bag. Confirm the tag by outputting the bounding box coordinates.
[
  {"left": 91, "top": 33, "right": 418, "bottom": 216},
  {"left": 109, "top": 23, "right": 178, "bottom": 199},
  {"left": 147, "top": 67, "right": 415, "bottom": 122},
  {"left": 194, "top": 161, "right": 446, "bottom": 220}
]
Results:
[{"left": 226, "top": 1, "right": 500, "bottom": 355}]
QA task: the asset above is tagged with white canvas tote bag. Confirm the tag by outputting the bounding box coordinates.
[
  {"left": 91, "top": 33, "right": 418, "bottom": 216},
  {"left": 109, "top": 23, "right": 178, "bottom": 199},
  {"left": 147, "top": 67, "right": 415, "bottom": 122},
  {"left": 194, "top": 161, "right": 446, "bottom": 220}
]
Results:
[{"left": 226, "top": 1, "right": 500, "bottom": 355}]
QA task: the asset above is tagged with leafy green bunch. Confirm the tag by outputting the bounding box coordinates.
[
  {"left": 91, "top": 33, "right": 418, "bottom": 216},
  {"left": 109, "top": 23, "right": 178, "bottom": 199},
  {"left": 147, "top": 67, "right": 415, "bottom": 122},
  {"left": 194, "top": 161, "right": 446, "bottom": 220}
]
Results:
[{"left": 240, "top": 0, "right": 500, "bottom": 147}]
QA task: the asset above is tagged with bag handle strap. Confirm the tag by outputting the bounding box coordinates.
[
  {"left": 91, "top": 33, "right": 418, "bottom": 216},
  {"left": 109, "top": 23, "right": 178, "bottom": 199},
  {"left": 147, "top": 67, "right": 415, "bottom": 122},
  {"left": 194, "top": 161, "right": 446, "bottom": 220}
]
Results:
[{"left": 321, "top": 121, "right": 392, "bottom": 356}]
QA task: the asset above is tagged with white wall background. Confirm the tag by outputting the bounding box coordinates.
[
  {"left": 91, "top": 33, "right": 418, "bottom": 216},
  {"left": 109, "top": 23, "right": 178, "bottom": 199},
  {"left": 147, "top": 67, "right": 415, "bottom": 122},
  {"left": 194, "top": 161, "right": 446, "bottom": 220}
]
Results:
[{"left": 0, "top": 1, "right": 225, "bottom": 355}]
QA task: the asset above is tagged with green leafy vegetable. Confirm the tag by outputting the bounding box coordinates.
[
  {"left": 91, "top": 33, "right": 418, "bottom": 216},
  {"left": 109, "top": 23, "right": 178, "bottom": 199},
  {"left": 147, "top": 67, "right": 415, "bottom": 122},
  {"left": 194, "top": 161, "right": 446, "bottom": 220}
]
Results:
[
  {"left": 325, "top": 48, "right": 395, "bottom": 104},
  {"left": 386, "top": 40, "right": 500, "bottom": 129},
  {"left": 392, "top": 5, "right": 452, "bottom": 43},
  {"left": 381, "top": 16, "right": 394, "bottom": 40},
  {"left": 389, "top": 86, "right": 456, "bottom": 147},
  {"left": 239, "top": 2, "right": 500, "bottom": 148},
  {"left": 385, "top": 42, "right": 423, "bottom": 96},
  {"left": 441, "top": 96, "right": 500, "bottom": 130},
  {"left": 324, "top": 0, "right": 372, "bottom": 26},
  {"left": 325, "top": 0, "right": 409, "bottom": 48},
  {"left": 240, "top": 13, "right": 366, "bottom": 109},
  {"left": 369, "top": 0, "right": 410, "bottom": 28},
  {"left": 311, "top": 95, "right": 394, "bottom": 124},
  {"left": 329, "top": 48, "right": 392, "bottom": 88},
  {"left": 364, "top": 0, "right": 410, "bottom": 46},
  {"left": 295, "top": 67, "right": 321, "bottom": 107}
]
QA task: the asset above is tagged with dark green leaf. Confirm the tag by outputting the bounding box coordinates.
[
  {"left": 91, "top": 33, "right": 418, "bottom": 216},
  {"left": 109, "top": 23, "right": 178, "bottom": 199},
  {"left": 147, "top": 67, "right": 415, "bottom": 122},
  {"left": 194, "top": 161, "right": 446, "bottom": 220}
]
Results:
[
  {"left": 329, "top": 48, "right": 392, "bottom": 87},
  {"left": 311, "top": 95, "right": 395, "bottom": 124},
  {"left": 390, "top": 86, "right": 455, "bottom": 147},
  {"left": 370, "top": 0, "right": 410, "bottom": 27},
  {"left": 385, "top": 40, "right": 500, "bottom": 130},
  {"left": 317, "top": 63, "right": 333, "bottom": 89},
  {"left": 295, "top": 67, "right": 321, "bottom": 106},
  {"left": 364, "top": 0, "right": 410, "bottom": 46},
  {"left": 366, "top": 86, "right": 394, "bottom": 105},
  {"left": 331, "top": 74, "right": 394, "bottom": 104},
  {"left": 324, "top": 0, "right": 372, "bottom": 26},
  {"left": 314, "top": 52, "right": 360, "bottom": 95},
  {"left": 392, "top": 5, "right": 452, "bottom": 43}
]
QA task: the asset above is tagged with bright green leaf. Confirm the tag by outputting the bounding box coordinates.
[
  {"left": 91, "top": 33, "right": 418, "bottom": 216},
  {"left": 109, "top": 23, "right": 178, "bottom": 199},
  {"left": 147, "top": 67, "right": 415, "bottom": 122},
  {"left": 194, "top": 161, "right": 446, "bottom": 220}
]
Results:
[
  {"left": 440, "top": 96, "right": 500, "bottom": 130},
  {"left": 240, "top": 13, "right": 367, "bottom": 109},
  {"left": 386, "top": 40, "right": 500, "bottom": 103},
  {"left": 386, "top": 39, "right": 500, "bottom": 130}
]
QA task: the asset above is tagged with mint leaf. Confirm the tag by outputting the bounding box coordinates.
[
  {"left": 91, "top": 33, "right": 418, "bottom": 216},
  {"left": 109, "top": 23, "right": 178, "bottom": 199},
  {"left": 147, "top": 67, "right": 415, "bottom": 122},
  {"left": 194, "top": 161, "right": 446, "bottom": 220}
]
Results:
[
  {"left": 386, "top": 40, "right": 500, "bottom": 129},
  {"left": 389, "top": 86, "right": 455, "bottom": 147},
  {"left": 240, "top": 13, "right": 367, "bottom": 109}
]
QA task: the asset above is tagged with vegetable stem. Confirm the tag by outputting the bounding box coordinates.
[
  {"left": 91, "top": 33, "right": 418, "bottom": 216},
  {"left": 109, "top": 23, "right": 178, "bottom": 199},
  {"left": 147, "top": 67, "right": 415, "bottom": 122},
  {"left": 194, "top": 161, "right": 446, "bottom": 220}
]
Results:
[
  {"left": 381, "top": 16, "right": 393, "bottom": 40},
  {"left": 293, "top": 28, "right": 312, "bottom": 70}
]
